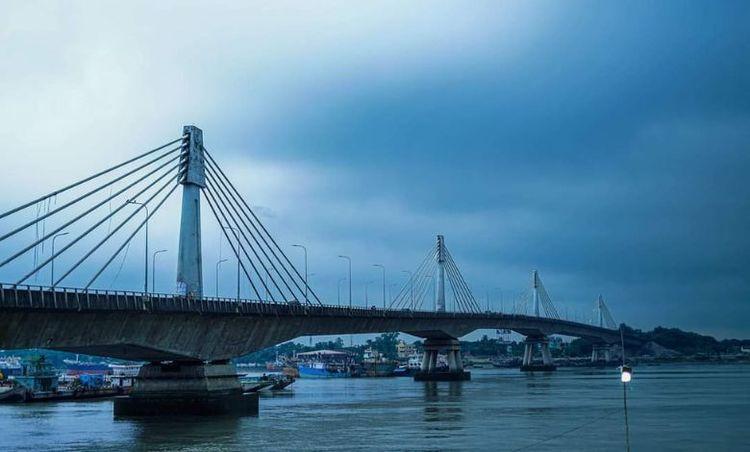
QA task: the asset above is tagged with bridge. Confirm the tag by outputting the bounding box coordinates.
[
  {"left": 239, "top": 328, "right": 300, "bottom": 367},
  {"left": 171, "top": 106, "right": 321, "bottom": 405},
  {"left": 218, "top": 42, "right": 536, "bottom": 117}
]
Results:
[{"left": 0, "top": 126, "right": 634, "bottom": 415}]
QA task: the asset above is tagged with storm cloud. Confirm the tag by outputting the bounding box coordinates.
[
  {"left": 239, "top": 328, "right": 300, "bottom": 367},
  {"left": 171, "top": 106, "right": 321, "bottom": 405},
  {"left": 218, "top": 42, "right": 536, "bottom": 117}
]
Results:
[{"left": 1, "top": 1, "right": 748, "bottom": 338}]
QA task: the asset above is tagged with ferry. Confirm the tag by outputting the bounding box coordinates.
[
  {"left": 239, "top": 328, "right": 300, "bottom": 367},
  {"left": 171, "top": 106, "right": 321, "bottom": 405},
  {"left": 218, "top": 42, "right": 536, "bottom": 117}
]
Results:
[{"left": 296, "top": 350, "right": 357, "bottom": 378}]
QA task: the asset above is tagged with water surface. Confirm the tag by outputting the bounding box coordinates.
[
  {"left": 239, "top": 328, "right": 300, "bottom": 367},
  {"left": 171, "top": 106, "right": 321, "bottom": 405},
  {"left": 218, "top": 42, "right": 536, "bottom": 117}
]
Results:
[{"left": 3, "top": 364, "right": 748, "bottom": 451}]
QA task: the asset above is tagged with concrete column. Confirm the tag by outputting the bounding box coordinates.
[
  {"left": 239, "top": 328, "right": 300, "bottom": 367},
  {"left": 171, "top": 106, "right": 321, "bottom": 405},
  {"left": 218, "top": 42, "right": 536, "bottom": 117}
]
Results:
[
  {"left": 455, "top": 349, "right": 463, "bottom": 371},
  {"left": 523, "top": 342, "right": 532, "bottom": 366},
  {"left": 176, "top": 125, "right": 205, "bottom": 298},
  {"left": 447, "top": 350, "right": 457, "bottom": 372},
  {"left": 421, "top": 351, "right": 430, "bottom": 371},
  {"left": 436, "top": 235, "right": 445, "bottom": 312},
  {"left": 591, "top": 347, "right": 598, "bottom": 363},
  {"left": 540, "top": 342, "right": 553, "bottom": 366},
  {"left": 428, "top": 351, "right": 438, "bottom": 372},
  {"left": 532, "top": 270, "right": 540, "bottom": 317}
]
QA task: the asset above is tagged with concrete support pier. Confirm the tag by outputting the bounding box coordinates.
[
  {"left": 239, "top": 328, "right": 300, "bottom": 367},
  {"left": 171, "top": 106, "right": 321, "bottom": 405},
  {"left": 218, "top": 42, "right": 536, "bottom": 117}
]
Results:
[
  {"left": 591, "top": 343, "right": 612, "bottom": 363},
  {"left": 113, "top": 361, "right": 258, "bottom": 416},
  {"left": 414, "top": 338, "right": 470, "bottom": 381},
  {"left": 520, "top": 335, "right": 557, "bottom": 372}
]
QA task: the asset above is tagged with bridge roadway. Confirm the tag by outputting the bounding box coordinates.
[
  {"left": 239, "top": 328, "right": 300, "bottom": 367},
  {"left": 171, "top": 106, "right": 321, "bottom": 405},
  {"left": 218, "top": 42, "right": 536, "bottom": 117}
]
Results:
[{"left": 0, "top": 284, "right": 629, "bottom": 362}]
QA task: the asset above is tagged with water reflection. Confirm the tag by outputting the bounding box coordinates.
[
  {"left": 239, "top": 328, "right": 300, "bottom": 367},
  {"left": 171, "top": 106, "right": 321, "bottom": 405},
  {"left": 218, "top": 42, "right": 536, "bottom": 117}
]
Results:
[
  {"left": 422, "top": 382, "right": 464, "bottom": 427},
  {"left": 123, "top": 415, "right": 243, "bottom": 450}
]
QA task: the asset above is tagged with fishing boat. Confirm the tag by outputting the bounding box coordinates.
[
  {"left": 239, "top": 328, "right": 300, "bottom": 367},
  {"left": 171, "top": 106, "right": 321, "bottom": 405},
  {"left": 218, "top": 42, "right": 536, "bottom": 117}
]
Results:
[{"left": 296, "top": 350, "right": 357, "bottom": 378}]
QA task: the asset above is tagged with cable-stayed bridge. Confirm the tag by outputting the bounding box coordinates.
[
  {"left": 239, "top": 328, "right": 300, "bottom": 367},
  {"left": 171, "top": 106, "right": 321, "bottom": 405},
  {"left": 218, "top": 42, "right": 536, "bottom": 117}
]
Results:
[{"left": 0, "top": 126, "right": 636, "bottom": 414}]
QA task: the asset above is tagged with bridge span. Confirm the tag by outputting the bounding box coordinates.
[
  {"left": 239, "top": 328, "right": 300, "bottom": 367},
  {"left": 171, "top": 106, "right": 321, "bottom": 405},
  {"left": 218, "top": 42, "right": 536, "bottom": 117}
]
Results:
[
  {"left": 0, "top": 285, "right": 627, "bottom": 362},
  {"left": 0, "top": 125, "right": 635, "bottom": 414}
]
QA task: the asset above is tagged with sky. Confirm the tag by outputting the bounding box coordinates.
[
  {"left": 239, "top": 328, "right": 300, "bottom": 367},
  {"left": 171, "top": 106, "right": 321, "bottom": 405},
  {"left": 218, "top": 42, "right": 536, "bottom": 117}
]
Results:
[{"left": 0, "top": 1, "right": 748, "bottom": 339}]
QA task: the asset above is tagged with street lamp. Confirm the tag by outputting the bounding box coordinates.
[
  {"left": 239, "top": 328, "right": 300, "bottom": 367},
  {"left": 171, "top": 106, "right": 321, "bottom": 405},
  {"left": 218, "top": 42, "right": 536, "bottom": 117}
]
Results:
[
  {"left": 292, "top": 244, "right": 308, "bottom": 303},
  {"left": 215, "top": 258, "right": 228, "bottom": 297},
  {"left": 151, "top": 249, "right": 167, "bottom": 293},
  {"left": 620, "top": 325, "right": 632, "bottom": 452},
  {"left": 365, "top": 281, "right": 373, "bottom": 306},
  {"left": 338, "top": 255, "right": 351, "bottom": 308},
  {"left": 126, "top": 199, "right": 149, "bottom": 293},
  {"left": 373, "top": 264, "right": 385, "bottom": 309},
  {"left": 222, "top": 226, "right": 240, "bottom": 301},
  {"left": 51, "top": 232, "right": 69, "bottom": 286},
  {"left": 401, "top": 270, "right": 413, "bottom": 309}
]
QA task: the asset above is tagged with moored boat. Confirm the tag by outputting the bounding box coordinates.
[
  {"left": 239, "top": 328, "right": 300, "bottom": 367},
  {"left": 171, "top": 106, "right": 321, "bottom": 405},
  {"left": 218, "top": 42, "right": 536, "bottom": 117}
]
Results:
[{"left": 296, "top": 350, "right": 357, "bottom": 378}]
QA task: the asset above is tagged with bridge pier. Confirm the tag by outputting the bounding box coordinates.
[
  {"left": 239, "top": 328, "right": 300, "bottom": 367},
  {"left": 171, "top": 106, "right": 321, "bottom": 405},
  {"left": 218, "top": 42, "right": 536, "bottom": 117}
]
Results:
[
  {"left": 414, "top": 338, "right": 470, "bottom": 381},
  {"left": 113, "top": 360, "right": 258, "bottom": 417},
  {"left": 520, "top": 335, "right": 557, "bottom": 372},
  {"left": 591, "top": 343, "right": 613, "bottom": 363}
]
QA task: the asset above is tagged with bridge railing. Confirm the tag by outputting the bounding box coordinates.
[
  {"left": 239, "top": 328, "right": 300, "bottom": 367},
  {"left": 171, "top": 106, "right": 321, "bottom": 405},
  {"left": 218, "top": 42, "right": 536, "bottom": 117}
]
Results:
[{"left": 0, "top": 283, "right": 620, "bottom": 334}]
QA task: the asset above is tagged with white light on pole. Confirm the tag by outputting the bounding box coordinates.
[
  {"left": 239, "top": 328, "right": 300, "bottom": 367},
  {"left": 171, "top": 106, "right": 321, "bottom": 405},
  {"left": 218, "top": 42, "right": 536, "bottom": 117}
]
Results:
[{"left": 151, "top": 249, "right": 167, "bottom": 293}]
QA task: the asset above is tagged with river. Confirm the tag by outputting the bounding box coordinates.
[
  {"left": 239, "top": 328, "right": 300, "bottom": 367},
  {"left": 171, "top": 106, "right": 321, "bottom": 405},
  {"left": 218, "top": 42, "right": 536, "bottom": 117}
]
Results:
[{"left": 2, "top": 363, "right": 748, "bottom": 451}]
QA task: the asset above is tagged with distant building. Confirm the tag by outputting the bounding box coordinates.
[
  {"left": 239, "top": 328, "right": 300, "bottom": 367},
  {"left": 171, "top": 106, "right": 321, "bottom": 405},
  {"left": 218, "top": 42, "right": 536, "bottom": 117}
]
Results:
[{"left": 396, "top": 341, "right": 416, "bottom": 359}]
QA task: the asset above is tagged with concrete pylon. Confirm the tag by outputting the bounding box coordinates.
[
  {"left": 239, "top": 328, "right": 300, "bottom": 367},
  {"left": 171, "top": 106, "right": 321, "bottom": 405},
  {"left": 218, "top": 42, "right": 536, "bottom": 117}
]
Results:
[
  {"left": 436, "top": 235, "right": 446, "bottom": 312},
  {"left": 520, "top": 335, "right": 557, "bottom": 372},
  {"left": 597, "top": 295, "right": 604, "bottom": 328},
  {"left": 532, "top": 270, "right": 540, "bottom": 317},
  {"left": 175, "top": 125, "right": 205, "bottom": 298}
]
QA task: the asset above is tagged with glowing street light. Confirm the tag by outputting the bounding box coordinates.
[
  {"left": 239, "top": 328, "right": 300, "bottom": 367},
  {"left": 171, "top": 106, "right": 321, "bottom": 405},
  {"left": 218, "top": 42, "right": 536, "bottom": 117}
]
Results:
[{"left": 620, "top": 365, "right": 632, "bottom": 383}]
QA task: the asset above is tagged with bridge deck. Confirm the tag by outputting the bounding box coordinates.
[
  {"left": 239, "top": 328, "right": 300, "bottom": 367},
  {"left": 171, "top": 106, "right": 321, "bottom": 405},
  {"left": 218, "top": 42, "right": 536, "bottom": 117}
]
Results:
[{"left": 0, "top": 284, "right": 632, "bottom": 361}]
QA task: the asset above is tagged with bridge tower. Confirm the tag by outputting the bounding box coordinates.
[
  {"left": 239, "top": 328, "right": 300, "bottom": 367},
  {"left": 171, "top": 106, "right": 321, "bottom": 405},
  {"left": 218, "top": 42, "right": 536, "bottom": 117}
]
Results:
[
  {"left": 175, "top": 125, "right": 205, "bottom": 298},
  {"left": 532, "top": 270, "right": 540, "bottom": 317},
  {"left": 597, "top": 294, "right": 604, "bottom": 327},
  {"left": 436, "top": 235, "right": 446, "bottom": 312}
]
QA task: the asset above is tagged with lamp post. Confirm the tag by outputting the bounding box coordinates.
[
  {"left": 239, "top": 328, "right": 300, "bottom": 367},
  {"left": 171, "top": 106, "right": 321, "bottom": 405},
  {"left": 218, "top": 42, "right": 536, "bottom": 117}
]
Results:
[
  {"left": 126, "top": 199, "right": 149, "bottom": 293},
  {"left": 292, "top": 244, "right": 308, "bottom": 303},
  {"left": 215, "top": 258, "right": 228, "bottom": 297},
  {"left": 51, "top": 232, "right": 69, "bottom": 286},
  {"left": 223, "top": 226, "right": 240, "bottom": 301},
  {"left": 151, "top": 249, "right": 167, "bottom": 293},
  {"left": 338, "top": 255, "right": 351, "bottom": 308},
  {"left": 620, "top": 325, "right": 632, "bottom": 452},
  {"left": 401, "top": 270, "right": 413, "bottom": 309},
  {"left": 373, "top": 264, "right": 385, "bottom": 309}
]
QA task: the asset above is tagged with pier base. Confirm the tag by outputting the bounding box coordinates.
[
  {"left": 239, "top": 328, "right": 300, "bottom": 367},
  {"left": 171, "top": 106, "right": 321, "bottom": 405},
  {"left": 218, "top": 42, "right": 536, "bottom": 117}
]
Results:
[
  {"left": 520, "top": 335, "right": 557, "bottom": 372},
  {"left": 413, "top": 338, "right": 471, "bottom": 382},
  {"left": 113, "top": 361, "right": 258, "bottom": 417}
]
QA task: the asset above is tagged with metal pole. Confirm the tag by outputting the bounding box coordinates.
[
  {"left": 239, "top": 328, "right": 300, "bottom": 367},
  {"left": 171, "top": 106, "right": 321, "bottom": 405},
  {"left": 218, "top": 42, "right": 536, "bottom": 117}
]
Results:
[
  {"left": 292, "top": 244, "right": 308, "bottom": 303},
  {"left": 50, "top": 232, "right": 69, "bottom": 285},
  {"left": 373, "top": 264, "right": 385, "bottom": 309},
  {"left": 338, "top": 255, "right": 351, "bottom": 308},
  {"left": 223, "top": 226, "right": 239, "bottom": 301},
  {"left": 127, "top": 200, "right": 148, "bottom": 293},
  {"left": 215, "top": 258, "right": 227, "bottom": 297},
  {"left": 151, "top": 249, "right": 167, "bottom": 292}
]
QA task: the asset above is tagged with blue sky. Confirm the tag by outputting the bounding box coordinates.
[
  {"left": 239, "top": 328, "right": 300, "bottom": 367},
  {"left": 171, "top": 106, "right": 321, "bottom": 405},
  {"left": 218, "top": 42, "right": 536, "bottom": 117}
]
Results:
[{"left": 0, "top": 1, "right": 748, "bottom": 338}]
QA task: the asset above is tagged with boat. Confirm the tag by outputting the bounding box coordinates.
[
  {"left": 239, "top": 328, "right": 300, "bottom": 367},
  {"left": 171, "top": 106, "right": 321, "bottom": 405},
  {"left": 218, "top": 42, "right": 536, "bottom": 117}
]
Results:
[
  {"left": 64, "top": 355, "right": 111, "bottom": 376},
  {"left": 0, "top": 356, "right": 121, "bottom": 403},
  {"left": 108, "top": 364, "right": 142, "bottom": 390},
  {"left": 359, "top": 348, "right": 396, "bottom": 377},
  {"left": 296, "top": 350, "right": 357, "bottom": 378},
  {"left": 240, "top": 374, "right": 276, "bottom": 393}
]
